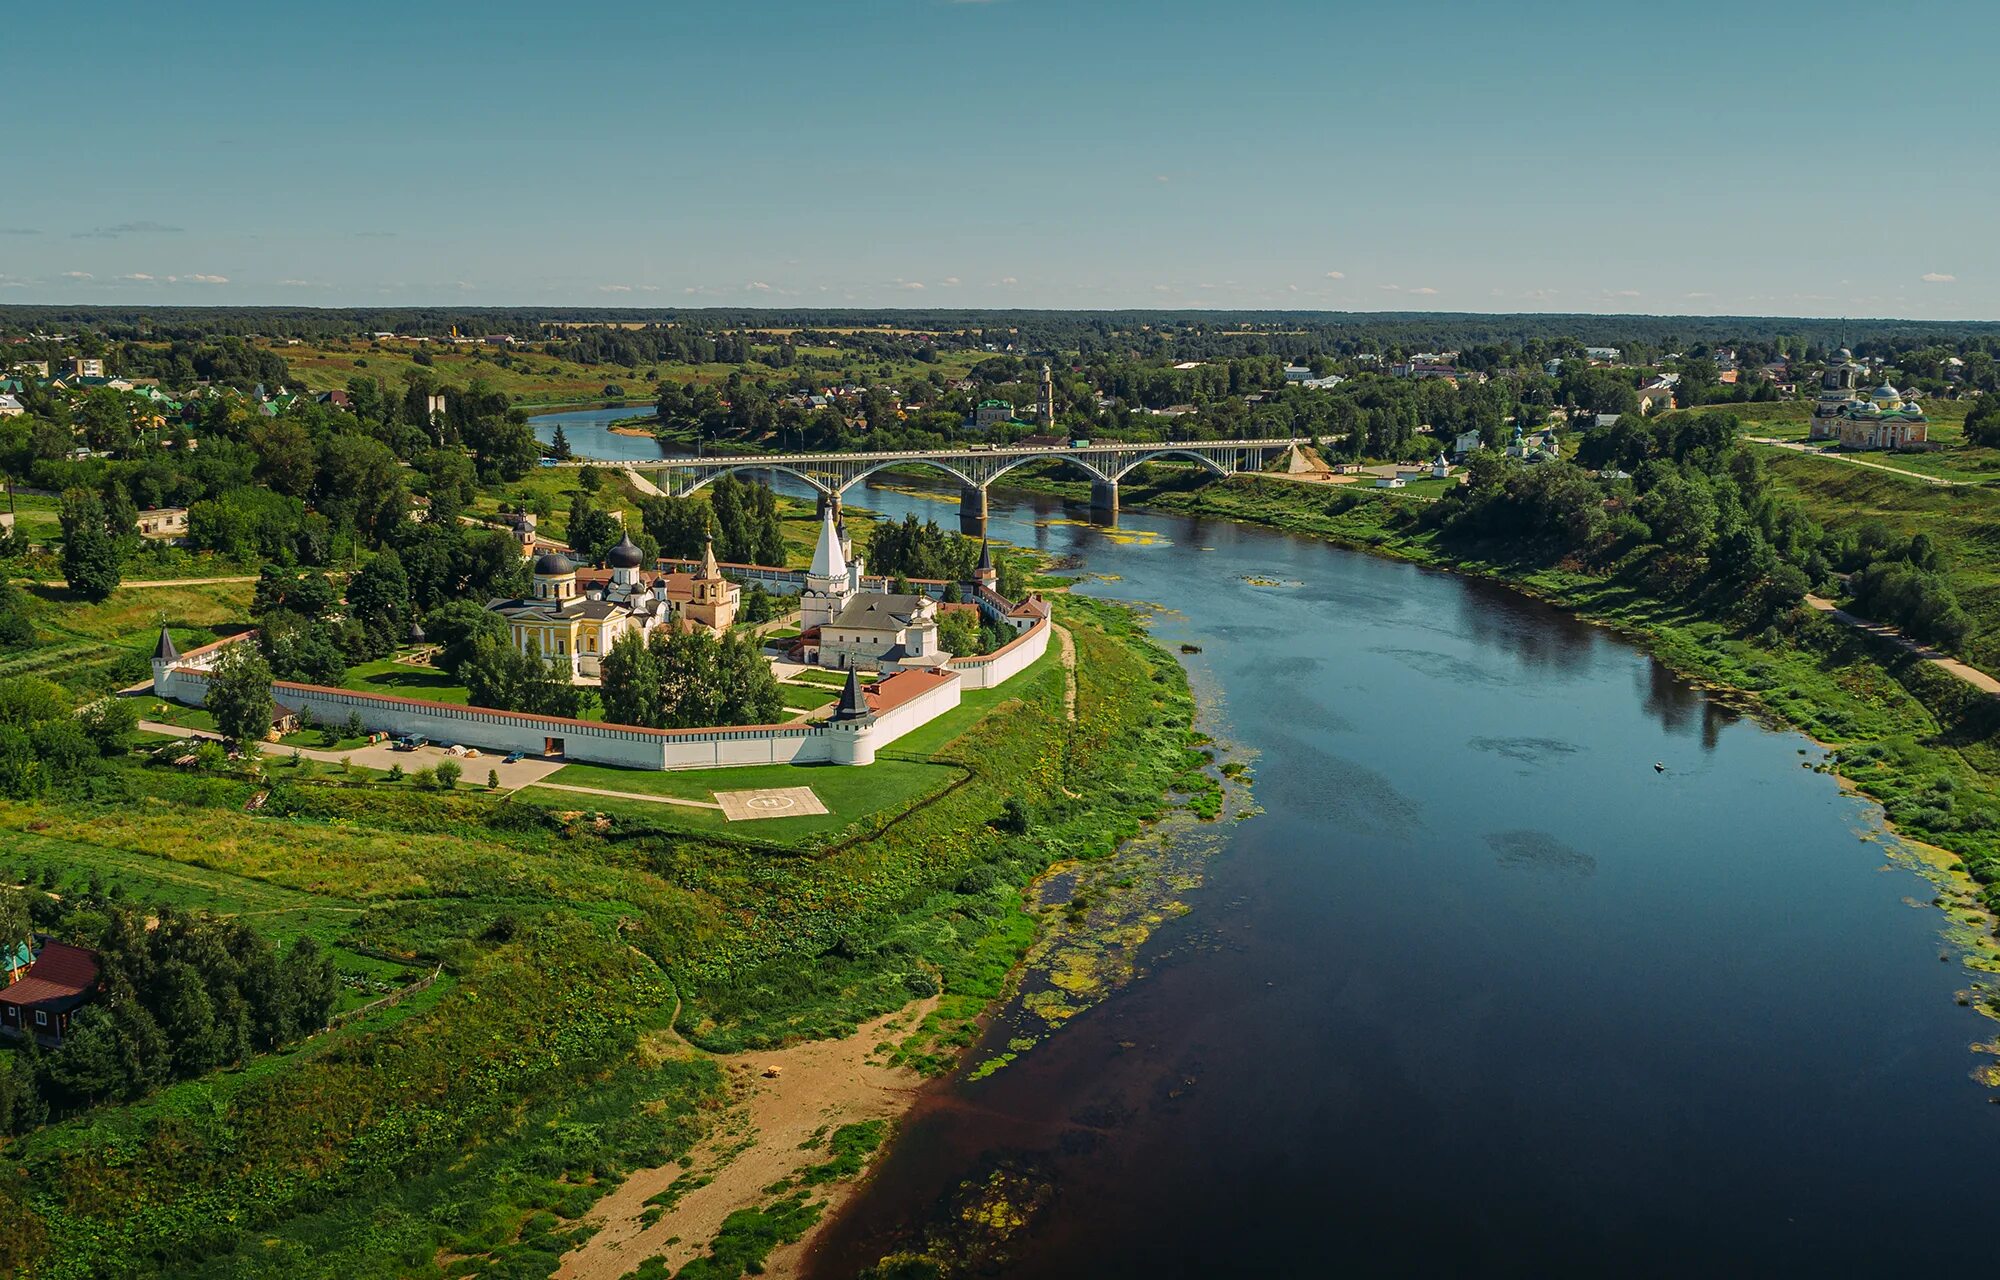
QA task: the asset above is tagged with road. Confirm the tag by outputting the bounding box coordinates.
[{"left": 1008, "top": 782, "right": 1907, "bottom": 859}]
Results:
[
  {"left": 136, "top": 720, "right": 571, "bottom": 789},
  {"left": 1803, "top": 596, "right": 2000, "bottom": 696},
  {"left": 1748, "top": 437, "right": 1959, "bottom": 487}
]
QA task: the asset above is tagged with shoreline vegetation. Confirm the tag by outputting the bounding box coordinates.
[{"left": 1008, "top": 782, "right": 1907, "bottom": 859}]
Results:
[{"left": 1004, "top": 462, "right": 2000, "bottom": 961}]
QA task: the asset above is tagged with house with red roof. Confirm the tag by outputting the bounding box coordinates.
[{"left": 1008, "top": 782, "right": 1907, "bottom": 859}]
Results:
[{"left": 0, "top": 940, "right": 102, "bottom": 1046}]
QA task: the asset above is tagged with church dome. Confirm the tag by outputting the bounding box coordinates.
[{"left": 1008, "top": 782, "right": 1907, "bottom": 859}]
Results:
[
  {"left": 533, "top": 550, "right": 575, "bottom": 576},
  {"left": 1870, "top": 383, "right": 1901, "bottom": 407},
  {"left": 606, "top": 533, "right": 643, "bottom": 569}
]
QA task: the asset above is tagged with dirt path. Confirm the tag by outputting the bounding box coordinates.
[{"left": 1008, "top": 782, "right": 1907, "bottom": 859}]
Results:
[
  {"left": 1749, "top": 437, "right": 1960, "bottom": 486},
  {"left": 555, "top": 997, "right": 938, "bottom": 1280},
  {"left": 528, "top": 780, "right": 723, "bottom": 810},
  {"left": 115, "top": 575, "right": 261, "bottom": 588},
  {"left": 1055, "top": 623, "right": 1077, "bottom": 722},
  {"left": 1804, "top": 595, "right": 2000, "bottom": 695}
]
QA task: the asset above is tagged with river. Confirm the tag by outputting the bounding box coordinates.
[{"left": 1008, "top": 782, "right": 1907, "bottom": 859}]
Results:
[{"left": 549, "top": 409, "right": 2000, "bottom": 1275}]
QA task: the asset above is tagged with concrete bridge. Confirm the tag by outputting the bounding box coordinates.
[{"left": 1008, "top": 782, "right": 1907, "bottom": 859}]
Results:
[{"left": 564, "top": 438, "right": 1306, "bottom": 532}]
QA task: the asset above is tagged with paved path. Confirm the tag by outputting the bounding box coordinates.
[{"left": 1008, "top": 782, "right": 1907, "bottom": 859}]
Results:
[
  {"left": 136, "top": 719, "right": 570, "bottom": 788},
  {"left": 528, "top": 780, "right": 722, "bottom": 810},
  {"left": 28, "top": 574, "right": 265, "bottom": 590},
  {"left": 622, "top": 468, "right": 665, "bottom": 498},
  {"left": 1749, "top": 437, "right": 1959, "bottom": 486},
  {"left": 1804, "top": 596, "right": 2000, "bottom": 695}
]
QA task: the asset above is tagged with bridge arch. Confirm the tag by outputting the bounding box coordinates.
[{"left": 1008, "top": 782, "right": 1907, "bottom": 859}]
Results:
[
  {"left": 978, "top": 451, "right": 1115, "bottom": 487},
  {"left": 839, "top": 456, "right": 982, "bottom": 493},
  {"left": 672, "top": 462, "right": 836, "bottom": 498},
  {"left": 1107, "top": 447, "right": 1234, "bottom": 484}
]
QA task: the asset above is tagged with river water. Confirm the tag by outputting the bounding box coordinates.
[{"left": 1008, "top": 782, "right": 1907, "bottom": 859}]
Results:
[{"left": 546, "top": 410, "right": 1999, "bottom": 1276}]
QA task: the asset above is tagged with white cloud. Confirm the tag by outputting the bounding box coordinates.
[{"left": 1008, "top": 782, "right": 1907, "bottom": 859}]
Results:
[
  {"left": 896, "top": 280, "right": 925, "bottom": 290},
  {"left": 277, "top": 278, "right": 314, "bottom": 287},
  {"left": 120, "top": 273, "right": 155, "bottom": 282},
  {"left": 1324, "top": 270, "right": 1345, "bottom": 280},
  {"left": 1610, "top": 289, "right": 1640, "bottom": 298},
  {"left": 1152, "top": 284, "right": 1172, "bottom": 292},
  {"left": 187, "top": 273, "right": 228, "bottom": 284},
  {"left": 1921, "top": 272, "right": 1956, "bottom": 283},
  {"left": 745, "top": 281, "right": 772, "bottom": 292},
  {"left": 1377, "top": 283, "right": 1400, "bottom": 292},
  {"left": 941, "top": 276, "right": 960, "bottom": 286},
  {"left": 597, "top": 283, "right": 633, "bottom": 293},
  {"left": 1410, "top": 286, "right": 1438, "bottom": 296},
  {"left": 640, "top": 284, "right": 661, "bottom": 292},
  {"left": 62, "top": 270, "right": 93, "bottom": 280},
  {"left": 1154, "top": 174, "right": 1170, "bottom": 184},
  {"left": 997, "top": 276, "right": 1018, "bottom": 285}
]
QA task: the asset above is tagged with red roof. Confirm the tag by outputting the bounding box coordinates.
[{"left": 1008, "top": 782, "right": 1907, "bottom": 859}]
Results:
[
  {"left": 865, "top": 668, "right": 957, "bottom": 713},
  {"left": 0, "top": 941, "right": 100, "bottom": 1008}
]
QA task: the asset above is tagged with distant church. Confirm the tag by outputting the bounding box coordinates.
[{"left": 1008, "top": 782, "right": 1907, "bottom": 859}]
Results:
[{"left": 1809, "top": 350, "right": 1928, "bottom": 451}]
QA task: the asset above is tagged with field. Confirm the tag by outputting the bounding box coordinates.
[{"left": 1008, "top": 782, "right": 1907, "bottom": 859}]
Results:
[
  {"left": 340, "top": 654, "right": 472, "bottom": 704},
  {"left": 232, "top": 334, "right": 989, "bottom": 409},
  {"left": 0, "top": 586, "right": 1207, "bottom": 1278},
  {"left": 6, "top": 577, "right": 253, "bottom": 697},
  {"left": 1762, "top": 452, "right": 2000, "bottom": 670}
]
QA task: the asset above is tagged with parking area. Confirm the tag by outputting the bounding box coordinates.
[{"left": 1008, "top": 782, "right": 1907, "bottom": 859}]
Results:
[{"left": 137, "top": 720, "right": 569, "bottom": 791}]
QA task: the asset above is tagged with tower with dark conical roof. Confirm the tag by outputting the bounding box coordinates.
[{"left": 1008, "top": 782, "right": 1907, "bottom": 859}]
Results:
[{"left": 833, "top": 667, "right": 871, "bottom": 721}]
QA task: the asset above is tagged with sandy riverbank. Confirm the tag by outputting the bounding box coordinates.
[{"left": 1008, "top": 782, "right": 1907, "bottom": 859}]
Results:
[{"left": 555, "top": 997, "right": 938, "bottom": 1280}]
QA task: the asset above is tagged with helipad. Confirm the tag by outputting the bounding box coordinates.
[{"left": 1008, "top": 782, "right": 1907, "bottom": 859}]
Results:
[{"left": 714, "top": 786, "right": 829, "bottom": 822}]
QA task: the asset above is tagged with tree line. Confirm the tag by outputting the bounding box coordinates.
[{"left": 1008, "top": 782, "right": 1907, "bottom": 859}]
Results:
[{"left": 0, "top": 884, "right": 338, "bottom": 1135}]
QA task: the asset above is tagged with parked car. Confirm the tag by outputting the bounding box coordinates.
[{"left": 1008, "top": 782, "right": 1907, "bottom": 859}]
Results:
[{"left": 502, "top": 752, "right": 524, "bottom": 764}]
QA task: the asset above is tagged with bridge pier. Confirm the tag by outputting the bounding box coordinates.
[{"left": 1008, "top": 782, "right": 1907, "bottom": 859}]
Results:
[
  {"left": 816, "top": 490, "right": 843, "bottom": 527},
  {"left": 1090, "top": 479, "right": 1119, "bottom": 519},
  {"left": 958, "top": 485, "right": 988, "bottom": 537}
]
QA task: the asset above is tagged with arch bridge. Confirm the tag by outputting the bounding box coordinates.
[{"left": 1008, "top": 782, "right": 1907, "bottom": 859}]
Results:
[{"left": 577, "top": 438, "right": 1306, "bottom": 532}]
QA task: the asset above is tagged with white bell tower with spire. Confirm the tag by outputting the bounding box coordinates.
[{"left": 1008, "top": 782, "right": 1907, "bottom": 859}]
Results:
[{"left": 801, "top": 505, "right": 861, "bottom": 631}]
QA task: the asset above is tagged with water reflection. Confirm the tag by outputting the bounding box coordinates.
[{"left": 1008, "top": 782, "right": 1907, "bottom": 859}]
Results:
[{"left": 1639, "top": 660, "right": 1739, "bottom": 750}]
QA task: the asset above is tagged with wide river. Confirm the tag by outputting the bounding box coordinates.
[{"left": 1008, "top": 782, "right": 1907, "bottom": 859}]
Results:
[{"left": 540, "top": 409, "right": 1999, "bottom": 1275}]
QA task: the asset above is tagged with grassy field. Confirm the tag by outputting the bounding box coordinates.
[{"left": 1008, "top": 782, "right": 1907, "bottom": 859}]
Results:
[
  {"left": 340, "top": 655, "right": 471, "bottom": 704},
  {"left": 531, "top": 756, "right": 961, "bottom": 841},
  {"left": 778, "top": 684, "right": 838, "bottom": 711},
  {"left": 0, "top": 586, "right": 1203, "bottom": 1278},
  {"left": 7, "top": 578, "right": 253, "bottom": 697},
  {"left": 1762, "top": 452, "right": 2000, "bottom": 670},
  {"left": 242, "top": 334, "right": 989, "bottom": 409}
]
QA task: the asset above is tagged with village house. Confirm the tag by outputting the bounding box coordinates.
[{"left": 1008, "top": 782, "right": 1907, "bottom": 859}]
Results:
[
  {"left": 136, "top": 507, "right": 190, "bottom": 540},
  {"left": 0, "top": 940, "right": 102, "bottom": 1047}
]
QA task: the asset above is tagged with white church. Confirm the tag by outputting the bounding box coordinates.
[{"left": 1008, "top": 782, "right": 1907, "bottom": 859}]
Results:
[{"left": 798, "top": 507, "right": 949, "bottom": 672}]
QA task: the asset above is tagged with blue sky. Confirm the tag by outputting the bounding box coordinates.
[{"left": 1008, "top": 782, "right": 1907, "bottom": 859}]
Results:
[{"left": 3, "top": 0, "right": 1994, "bottom": 317}]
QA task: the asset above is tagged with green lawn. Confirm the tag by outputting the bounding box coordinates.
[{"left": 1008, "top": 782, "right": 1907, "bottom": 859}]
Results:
[
  {"left": 342, "top": 657, "right": 472, "bottom": 704},
  {"left": 789, "top": 668, "right": 879, "bottom": 689},
  {"left": 528, "top": 756, "right": 961, "bottom": 841},
  {"left": 142, "top": 699, "right": 217, "bottom": 732},
  {"left": 778, "top": 686, "right": 837, "bottom": 712},
  {"left": 279, "top": 727, "right": 376, "bottom": 752}
]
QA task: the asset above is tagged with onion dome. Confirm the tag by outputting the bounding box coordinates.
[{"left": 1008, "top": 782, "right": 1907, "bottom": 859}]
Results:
[
  {"left": 606, "top": 532, "right": 643, "bottom": 569},
  {"left": 533, "top": 550, "right": 575, "bottom": 576}
]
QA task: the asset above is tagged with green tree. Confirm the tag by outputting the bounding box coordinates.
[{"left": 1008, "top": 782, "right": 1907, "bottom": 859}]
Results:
[
  {"left": 599, "top": 630, "right": 663, "bottom": 727},
  {"left": 206, "top": 643, "right": 274, "bottom": 749},
  {"left": 58, "top": 487, "right": 122, "bottom": 600}
]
